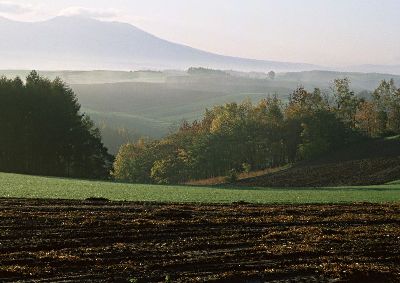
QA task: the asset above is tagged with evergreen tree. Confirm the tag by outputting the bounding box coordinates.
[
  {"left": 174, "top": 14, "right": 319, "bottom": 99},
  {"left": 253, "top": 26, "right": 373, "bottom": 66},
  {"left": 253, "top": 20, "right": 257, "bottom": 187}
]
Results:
[{"left": 0, "top": 72, "right": 112, "bottom": 179}]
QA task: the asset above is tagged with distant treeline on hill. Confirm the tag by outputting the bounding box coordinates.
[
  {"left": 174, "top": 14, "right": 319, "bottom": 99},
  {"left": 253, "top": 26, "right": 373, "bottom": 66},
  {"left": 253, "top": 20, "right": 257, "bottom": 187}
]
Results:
[
  {"left": 187, "top": 67, "right": 276, "bottom": 79},
  {"left": 0, "top": 71, "right": 113, "bottom": 179},
  {"left": 114, "top": 78, "right": 400, "bottom": 184}
]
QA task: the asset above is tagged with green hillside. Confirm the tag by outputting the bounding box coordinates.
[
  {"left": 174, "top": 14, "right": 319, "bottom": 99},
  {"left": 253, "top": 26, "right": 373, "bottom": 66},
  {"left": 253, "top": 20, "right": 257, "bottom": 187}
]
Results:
[
  {"left": 2, "top": 69, "right": 400, "bottom": 153},
  {"left": 72, "top": 70, "right": 400, "bottom": 142}
]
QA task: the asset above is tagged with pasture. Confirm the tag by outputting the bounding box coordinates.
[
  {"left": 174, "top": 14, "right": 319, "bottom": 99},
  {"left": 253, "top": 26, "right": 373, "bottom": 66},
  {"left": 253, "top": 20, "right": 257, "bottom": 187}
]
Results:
[{"left": 0, "top": 172, "right": 399, "bottom": 203}]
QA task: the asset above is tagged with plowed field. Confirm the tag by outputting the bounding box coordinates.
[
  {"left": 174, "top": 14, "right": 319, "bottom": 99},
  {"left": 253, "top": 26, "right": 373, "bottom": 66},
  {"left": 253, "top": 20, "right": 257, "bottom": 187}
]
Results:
[{"left": 1, "top": 198, "right": 399, "bottom": 282}]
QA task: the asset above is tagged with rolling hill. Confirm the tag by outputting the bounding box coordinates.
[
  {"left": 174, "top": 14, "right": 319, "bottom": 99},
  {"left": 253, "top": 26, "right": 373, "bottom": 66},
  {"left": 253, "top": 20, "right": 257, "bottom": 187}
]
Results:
[
  {"left": 238, "top": 137, "right": 400, "bottom": 187},
  {"left": 2, "top": 69, "right": 400, "bottom": 153}
]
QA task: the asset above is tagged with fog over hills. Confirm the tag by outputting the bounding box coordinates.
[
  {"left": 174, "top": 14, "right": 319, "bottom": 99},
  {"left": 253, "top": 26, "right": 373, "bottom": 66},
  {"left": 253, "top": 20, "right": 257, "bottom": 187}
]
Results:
[
  {"left": 340, "top": 64, "right": 400, "bottom": 76},
  {"left": 0, "top": 16, "right": 319, "bottom": 72}
]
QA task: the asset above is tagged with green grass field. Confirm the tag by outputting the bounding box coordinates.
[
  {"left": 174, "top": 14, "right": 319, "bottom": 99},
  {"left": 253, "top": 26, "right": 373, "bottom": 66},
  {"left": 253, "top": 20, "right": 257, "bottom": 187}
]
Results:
[{"left": 1, "top": 172, "right": 399, "bottom": 204}]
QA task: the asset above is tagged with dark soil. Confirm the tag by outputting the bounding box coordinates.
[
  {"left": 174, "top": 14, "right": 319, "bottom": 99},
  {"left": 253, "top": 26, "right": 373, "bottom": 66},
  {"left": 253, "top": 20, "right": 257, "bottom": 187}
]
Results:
[
  {"left": 238, "top": 157, "right": 400, "bottom": 187},
  {"left": 238, "top": 138, "right": 400, "bottom": 187},
  {"left": 1, "top": 198, "right": 399, "bottom": 282}
]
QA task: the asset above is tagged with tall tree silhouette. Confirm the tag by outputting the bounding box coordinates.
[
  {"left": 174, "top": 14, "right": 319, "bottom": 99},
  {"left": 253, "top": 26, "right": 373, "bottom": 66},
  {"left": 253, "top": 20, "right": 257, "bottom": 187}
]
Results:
[{"left": 0, "top": 71, "right": 112, "bottom": 178}]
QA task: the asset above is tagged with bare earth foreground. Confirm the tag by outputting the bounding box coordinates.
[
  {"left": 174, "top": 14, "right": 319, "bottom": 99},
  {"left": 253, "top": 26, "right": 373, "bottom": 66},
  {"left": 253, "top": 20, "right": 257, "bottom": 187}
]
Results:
[{"left": 1, "top": 198, "right": 399, "bottom": 283}]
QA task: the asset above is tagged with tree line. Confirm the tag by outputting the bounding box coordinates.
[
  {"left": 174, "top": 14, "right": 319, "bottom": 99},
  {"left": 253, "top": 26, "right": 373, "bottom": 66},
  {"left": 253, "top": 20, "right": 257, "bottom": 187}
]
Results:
[
  {"left": 113, "top": 78, "right": 400, "bottom": 184},
  {"left": 0, "top": 71, "right": 112, "bottom": 179},
  {"left": 1, "top": 72, "right": 399, "bottom": 183}
]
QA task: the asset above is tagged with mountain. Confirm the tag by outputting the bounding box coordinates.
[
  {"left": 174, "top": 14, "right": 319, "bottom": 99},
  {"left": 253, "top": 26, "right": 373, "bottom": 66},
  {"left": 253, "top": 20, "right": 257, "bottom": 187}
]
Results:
[{"left": 0, "top": 16, "right": 319, "bottom": 72}]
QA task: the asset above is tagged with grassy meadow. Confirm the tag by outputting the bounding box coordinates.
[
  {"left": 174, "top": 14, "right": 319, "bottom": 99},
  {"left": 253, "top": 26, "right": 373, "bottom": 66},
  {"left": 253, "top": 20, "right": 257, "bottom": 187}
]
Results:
[{"left": 0, "top": 172, "right": 399, "bottom": 204}]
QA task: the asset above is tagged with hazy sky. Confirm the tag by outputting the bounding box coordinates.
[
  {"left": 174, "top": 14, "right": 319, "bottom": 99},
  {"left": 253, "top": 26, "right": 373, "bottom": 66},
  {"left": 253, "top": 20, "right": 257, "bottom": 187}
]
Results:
[{"left": 1, "top": 0, "right": 399, "bottom": 66}]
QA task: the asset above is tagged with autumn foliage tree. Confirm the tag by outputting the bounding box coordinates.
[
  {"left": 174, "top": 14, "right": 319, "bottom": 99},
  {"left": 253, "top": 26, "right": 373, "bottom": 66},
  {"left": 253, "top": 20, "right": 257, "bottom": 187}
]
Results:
[
  {"left": 355, "top": 79, "right": 400, "bottom": 135},
  {"left": 113, "top": 77, "right": 400, "bottom": 184}
]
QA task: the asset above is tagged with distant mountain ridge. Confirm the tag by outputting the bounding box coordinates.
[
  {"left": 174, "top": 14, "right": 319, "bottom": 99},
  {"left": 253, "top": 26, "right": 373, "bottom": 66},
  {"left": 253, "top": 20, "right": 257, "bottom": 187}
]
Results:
[
  {"left": 0, "top": 16, "right": 399, "bottom": 75},
  {"left": 0, "top": 16, "right": 319, "bottom": 72},
  {"left": 340, "top": 64, "right": 400, "bottom": 76}
]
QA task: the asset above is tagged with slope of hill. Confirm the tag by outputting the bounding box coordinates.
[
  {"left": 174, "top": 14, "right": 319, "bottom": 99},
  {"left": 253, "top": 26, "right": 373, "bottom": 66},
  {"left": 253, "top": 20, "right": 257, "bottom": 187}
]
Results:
[
  {"left": 2, "top": 69, "right": 399, "bottom": 154},
  {"left": 71, "top": 70, "right": 400, "bottom": 139},
  {"left": 238, "top": 137, "right": 400, "bottom": 187},
  {"left": 0, "top": 16, "right": 318, "bottom": 72}
]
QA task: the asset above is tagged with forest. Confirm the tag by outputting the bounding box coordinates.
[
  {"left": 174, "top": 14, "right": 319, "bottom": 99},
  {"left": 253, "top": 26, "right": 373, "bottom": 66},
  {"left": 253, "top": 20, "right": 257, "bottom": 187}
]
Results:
[
  {"left": 0, "top": 71, "right": 112, "bottom": 179},
  {"left": 113, "top": 78, "right": 400, "bottom": 184}
]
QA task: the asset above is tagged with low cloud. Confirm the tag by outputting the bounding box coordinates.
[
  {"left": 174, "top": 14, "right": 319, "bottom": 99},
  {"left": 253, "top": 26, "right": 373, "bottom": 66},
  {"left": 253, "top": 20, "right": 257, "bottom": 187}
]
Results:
[
  {"left": 59, "top": 7, "right": 119, "bottom": 19},
  {"left": 0, "top": 3, "right": 140, "bottom": 25},
  {"left": 0, "top": 1, "right": 32, "bottom": 15}
]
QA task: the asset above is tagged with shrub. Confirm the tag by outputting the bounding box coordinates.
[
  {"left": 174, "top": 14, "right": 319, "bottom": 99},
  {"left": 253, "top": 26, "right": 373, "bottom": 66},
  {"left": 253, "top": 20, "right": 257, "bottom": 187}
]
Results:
[
  {"left": 225, "top": 169, "right": 238, "bottom": 183},
  {"left": 242, "top": 163, "right": 252, "bottom": 173}
]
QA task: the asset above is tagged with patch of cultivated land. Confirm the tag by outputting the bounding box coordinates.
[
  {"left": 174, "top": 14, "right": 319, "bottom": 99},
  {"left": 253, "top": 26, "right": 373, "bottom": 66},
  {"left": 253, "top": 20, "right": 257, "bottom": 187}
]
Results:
[
  {"left": 0, "top": 198, "right": 399, "bottom": 282},
  {"left": 239, "top": 138, "right": 400, "bottom": 187}
]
